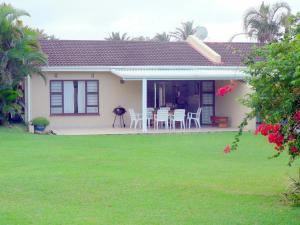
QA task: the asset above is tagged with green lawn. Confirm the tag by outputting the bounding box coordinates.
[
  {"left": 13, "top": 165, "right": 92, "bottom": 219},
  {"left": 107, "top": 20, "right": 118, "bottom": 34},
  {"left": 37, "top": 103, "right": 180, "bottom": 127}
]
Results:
[{"left": 0, "top": 126, "right": 299, "bottom": 225}]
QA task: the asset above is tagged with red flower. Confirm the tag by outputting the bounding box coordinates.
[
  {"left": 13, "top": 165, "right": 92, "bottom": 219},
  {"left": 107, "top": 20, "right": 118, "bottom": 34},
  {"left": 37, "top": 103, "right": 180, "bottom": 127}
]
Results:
[
  {"left": 294, "top": 111, "right": 300, "bottom": 122},
  {"left": 272, "top": 124, "right": 281, "bottom": 133},
  {"left": 216, "top": 81, "right": 238, "bottom": 97},
  {"left": 288, "top": 134, "right": 295, "bottom": 141},
  {"left": 216, "top": 85, "right": 233, "bottom": 96},
  {"left": 290, "top": 146, "right": 299, "bottom": 153},
  {"left": 268, "top": 132, "right": 284, "bottom": 147},
  {"left": 255, "top": 123, "right": 273, "bottom": 136},
  {"left": 224, "top": 145, "right": 231, "bottom": 154},
  {"left": 255, "top": 123, "right": 281, "bottom": 136}
]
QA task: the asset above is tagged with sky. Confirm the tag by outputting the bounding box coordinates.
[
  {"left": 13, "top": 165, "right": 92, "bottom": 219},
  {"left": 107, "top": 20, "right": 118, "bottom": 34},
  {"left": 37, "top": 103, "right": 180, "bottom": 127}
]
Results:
[{"left": 4, "top": 0, "right": 300, "bottom": 42}]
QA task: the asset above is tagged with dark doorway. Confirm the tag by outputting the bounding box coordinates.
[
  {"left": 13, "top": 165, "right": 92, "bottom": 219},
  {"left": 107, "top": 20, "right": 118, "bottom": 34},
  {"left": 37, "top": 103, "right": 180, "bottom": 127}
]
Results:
[{"left": 147, "top": 80, "right": 215, "bottom": 125}]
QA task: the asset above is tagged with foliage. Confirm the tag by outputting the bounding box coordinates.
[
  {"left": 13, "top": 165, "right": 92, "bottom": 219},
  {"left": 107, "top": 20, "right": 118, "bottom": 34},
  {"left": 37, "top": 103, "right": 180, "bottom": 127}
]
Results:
[
  {"left": 31, "top": 116, "right": 49, "bottom": 126},
  {"left": 35, "top": 28, "right": 57, "bottom": 40},
  {"left": 228, "top": 32, "right": 249, "bottom": 42},
  {"left": 153, "top": 32, "right": 171, "bottom": 42},
  {"left": 0, "top": 87, "right": 22, "bottom": 123},
  {"left": 239, "top": 13, "right": 300, "bottom": 165},
  {"left": 0, "top": 3, "right": 47, "bottom": 87},
  {"left": 0, "top": 3, "right": 47, "bottom": 123},
  {"left": 243, "top": 1, "right": 291, "bottom": 43},
  {"left": 282, "top": 170, "right": 300, "bottom": 206},
  {"left": 222, "top": 13, "right": 300, "bottom": 166},
  {"left": 170, "top": 21, "right": 207, "bottom": 41},
  {"left": 105, "top": 32, "right": 131, "bottom": 41},
  {"left": 131, "top": 36, "right": 151, "bottom": 41},
  {"left": 105, "top": 21, "right": 207, "bottom": 42},
  {"left": 219, "top": 12, "right": 300, "bottom": 207}
]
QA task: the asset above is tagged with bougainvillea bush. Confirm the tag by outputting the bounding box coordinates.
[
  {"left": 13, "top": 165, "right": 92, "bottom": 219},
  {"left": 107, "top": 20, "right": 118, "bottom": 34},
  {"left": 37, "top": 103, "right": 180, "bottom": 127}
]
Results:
[
  {"left": 219, "top": 14, "right": 300, "bottom": 205},
  {"left": 223, "top": 13, "right": 300, "bottom": 166}
]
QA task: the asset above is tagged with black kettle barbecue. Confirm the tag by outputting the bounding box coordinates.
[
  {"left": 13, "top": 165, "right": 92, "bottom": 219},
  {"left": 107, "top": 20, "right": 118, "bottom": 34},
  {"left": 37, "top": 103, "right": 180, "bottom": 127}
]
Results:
[{"left": 112, "top": 106, "right": 126, "bottom": 128}]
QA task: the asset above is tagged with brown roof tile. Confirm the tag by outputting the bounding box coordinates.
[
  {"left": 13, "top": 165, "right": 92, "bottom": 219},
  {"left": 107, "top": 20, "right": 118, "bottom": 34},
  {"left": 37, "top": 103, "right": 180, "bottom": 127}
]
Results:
[{"left": 39, "top": 40, "right": 260, "bottom": 67}]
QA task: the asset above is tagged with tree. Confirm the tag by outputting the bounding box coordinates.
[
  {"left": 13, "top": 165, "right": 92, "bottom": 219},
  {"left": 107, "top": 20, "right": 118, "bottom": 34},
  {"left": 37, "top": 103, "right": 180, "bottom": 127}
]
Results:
[
  {"left": 35, "top": 28, "right": 57, "bottom": 40},
  {"left": 219, "top": 13, "right": 300, "bottom": 205},
  {"left": 171, "top": 21, "right": 207, "bottom": 41},
  {"left": 105, "top": 32, "right": 131, "bottom": 41},
  {"left": 0, "top": 4, "right": 47, "bottom": 123},
  {"left": 226, "top": 13, "right": 300, "bottom": 164},
  {"left": 243, "top": 1, "right": 291, "bottom": 43},
  {"left": 0, "top": 88, "right": 21, "bottom": 124},
  {"left": 131, "top": 36, "right": 151, "bottom": 41},
  {"left": 153, "top": 32, "right": 171, "bottom": 42},
  {"left": 228, "top": 32, "right": 249, "bottom": 42}
]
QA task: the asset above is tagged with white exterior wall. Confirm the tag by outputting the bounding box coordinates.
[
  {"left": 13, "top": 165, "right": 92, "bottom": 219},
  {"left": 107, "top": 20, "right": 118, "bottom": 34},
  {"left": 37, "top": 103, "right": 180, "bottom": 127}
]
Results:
[
  {"left": 215, "top": 80, "right": 256, "bottom": 130},
  {"left": 30, "top": 72, "right": 142, "bottom": 129},
  {"left": 28, "top": 72, "right": 255, "bottom": 131}
]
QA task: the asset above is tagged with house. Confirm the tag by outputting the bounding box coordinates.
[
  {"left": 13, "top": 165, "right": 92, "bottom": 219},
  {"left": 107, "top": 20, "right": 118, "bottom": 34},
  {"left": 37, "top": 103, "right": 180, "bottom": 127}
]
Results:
[{"left": 24, "top": 35, "right": 258, "bottom": 132}]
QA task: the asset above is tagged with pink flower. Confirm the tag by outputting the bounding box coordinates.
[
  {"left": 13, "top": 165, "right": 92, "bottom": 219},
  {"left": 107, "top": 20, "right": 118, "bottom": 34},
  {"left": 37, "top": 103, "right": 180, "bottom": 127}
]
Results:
[
  {"left": 255, "top": 123, "right": 281, "bottom": 136},
  {"left": 268, "top": 132, "right": 284, "bottom": 147},
  {"left": 272, "top": 124, "right": 281, "bottom": 133},
  {"left": 255, "top": 123, "right": 273, "bottom": 136},
  {"left": 216, "top": 81, "right": 238, "bottom": 97},
  {"left": 294, "top": 111, "right": 300, "bottom": 122},
  {"left": 288, "top": 134, "right": 295, "bottom": 141},
  {"left": 216, "top": 85, "right": 233, "bottom": 96},
  {"left": 224, "top": 145, "right": 231, "bottom": 154},
  {"left": 290, "top": 146, "right": 299, "bottom": 153}
]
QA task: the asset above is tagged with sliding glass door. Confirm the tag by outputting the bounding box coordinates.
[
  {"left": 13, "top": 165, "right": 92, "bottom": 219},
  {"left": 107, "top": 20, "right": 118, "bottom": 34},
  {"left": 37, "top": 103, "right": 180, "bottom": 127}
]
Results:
[{"left": 200, "top": 81, "right": 215, "bottom": 125}]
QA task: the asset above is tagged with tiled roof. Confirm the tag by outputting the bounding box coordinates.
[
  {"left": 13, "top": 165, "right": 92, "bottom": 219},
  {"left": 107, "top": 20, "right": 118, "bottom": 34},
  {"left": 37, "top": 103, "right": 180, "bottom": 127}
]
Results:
[{"left": 39, "top": 40, "right": 260, "bottom": 67}]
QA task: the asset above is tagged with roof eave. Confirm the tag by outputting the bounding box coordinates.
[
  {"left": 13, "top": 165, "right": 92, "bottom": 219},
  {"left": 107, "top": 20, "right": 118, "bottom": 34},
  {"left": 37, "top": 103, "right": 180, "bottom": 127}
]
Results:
[{"left": 40, "top": 65, "right": 247, "bottom": 72}]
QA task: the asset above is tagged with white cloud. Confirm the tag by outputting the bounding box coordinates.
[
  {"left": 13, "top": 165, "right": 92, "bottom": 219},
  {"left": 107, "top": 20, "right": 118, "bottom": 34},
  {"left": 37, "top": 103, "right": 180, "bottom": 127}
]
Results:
[{"left": 4, "top": 0, "right": 300, "bottom": 41}]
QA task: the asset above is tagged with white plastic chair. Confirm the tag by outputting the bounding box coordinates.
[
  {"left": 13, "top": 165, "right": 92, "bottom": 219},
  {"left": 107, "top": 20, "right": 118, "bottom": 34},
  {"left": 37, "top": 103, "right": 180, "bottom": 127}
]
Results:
[
  {"left": 155, "top": 109, "right": 169, "bottom": 129},
  {"left": 187, "top": 107, "right": 202, "bottom": 128},
  {"left": 128, "top": 108, "right": 142, "bottom": 129},
  {"left": 171, "top": 109, "right": 186, "bottom": 130},
  {"left": 160, "top": 107, "right": 170, "bottom": 111},
  {"left": 147, "top": 108, "right": 154, "bottom": 128}
]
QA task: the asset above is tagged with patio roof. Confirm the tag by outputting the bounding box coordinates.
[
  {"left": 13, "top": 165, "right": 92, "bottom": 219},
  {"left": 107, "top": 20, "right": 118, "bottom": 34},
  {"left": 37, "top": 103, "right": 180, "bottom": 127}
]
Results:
[{"left": 111, "top": 66, "right": 247, "bottom": 80}]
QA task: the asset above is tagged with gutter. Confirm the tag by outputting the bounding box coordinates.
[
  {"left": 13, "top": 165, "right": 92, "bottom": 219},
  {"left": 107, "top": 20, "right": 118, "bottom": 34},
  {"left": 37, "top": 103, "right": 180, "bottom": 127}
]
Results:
[
  {"left": 41, "top": 65, "right": 246, "bottom": 71},
  {"left": 40, "top": 65, "right": 248, "bottom": 80}
]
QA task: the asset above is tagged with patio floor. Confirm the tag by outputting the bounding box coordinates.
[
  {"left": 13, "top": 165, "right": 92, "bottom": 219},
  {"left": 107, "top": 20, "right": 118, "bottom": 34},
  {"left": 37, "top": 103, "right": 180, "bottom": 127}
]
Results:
[{"left": 51, "top": 127, "right": 239, "bottom": 135}]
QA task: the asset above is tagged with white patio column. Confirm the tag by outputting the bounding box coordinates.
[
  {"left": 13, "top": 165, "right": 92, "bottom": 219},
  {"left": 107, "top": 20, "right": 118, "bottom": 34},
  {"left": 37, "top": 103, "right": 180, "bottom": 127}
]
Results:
[
  {"left": 154, "top": 82, "right": 157, "bottom": 108},
  {"left": 142, "top": 79, "right": 147, "bottom": 132},
  {"left": 25, "top": 75, "right": 31, "bottom": 123}
]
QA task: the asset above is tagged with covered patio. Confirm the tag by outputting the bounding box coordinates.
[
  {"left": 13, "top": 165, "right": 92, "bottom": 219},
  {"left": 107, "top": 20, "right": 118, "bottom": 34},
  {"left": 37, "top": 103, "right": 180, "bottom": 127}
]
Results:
[{"left": 111, "top": 66, "right": 249, "bottom": 133}]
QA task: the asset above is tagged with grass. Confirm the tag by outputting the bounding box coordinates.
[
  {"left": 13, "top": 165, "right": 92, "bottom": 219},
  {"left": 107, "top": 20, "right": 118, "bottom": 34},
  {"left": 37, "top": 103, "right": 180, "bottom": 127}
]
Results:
[{"left": 0, "top": 126, "right": 299, "bottom": 225}]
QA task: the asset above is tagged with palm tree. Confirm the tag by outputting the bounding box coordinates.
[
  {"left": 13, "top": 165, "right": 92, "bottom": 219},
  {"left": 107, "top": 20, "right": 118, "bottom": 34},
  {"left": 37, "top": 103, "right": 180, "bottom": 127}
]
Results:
[
  {"left": 171, "top": 21, "right": 195, "bottom": 41},
  {"left": 0, "top": 3, "right": 47, "bottom": 123},
  {"left": 105, "top": 32, "right": 131, "bottom": 41},
  {"left": 131, "top": 36, "right": 151, "bottom": 41},
  {"left": 0, "top": 3, "right": 47, "bottom": 86},
  {"left": 35, "top": 28, "right": 57, "bottom": 40},
  {"left": 243, "top": 1, "right": 291, "bottom": 43},
  {"left": 171, "top": 21, "right": 206, "bottom": 41},
  {"left": 228, "top": 32, "right": 249, "bottom": 42},
  {"left": 153, "top": 32, "right": 171, "bottom": 42}
]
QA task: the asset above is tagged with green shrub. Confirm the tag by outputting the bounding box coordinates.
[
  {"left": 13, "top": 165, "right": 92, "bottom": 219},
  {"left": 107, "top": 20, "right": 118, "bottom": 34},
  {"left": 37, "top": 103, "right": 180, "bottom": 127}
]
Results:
[
  {"left": 282, "top": 173, "right": 300, "bottom": 207},
  {"left": 31, "top": 117, "right": 50, "bottom": 127}
]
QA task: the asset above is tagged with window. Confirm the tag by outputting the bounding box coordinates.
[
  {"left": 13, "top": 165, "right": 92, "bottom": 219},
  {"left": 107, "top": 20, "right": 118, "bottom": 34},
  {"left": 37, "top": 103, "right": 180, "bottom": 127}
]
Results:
[{"left": 50, "top": 80, "right": 99, "bottom": 115}]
